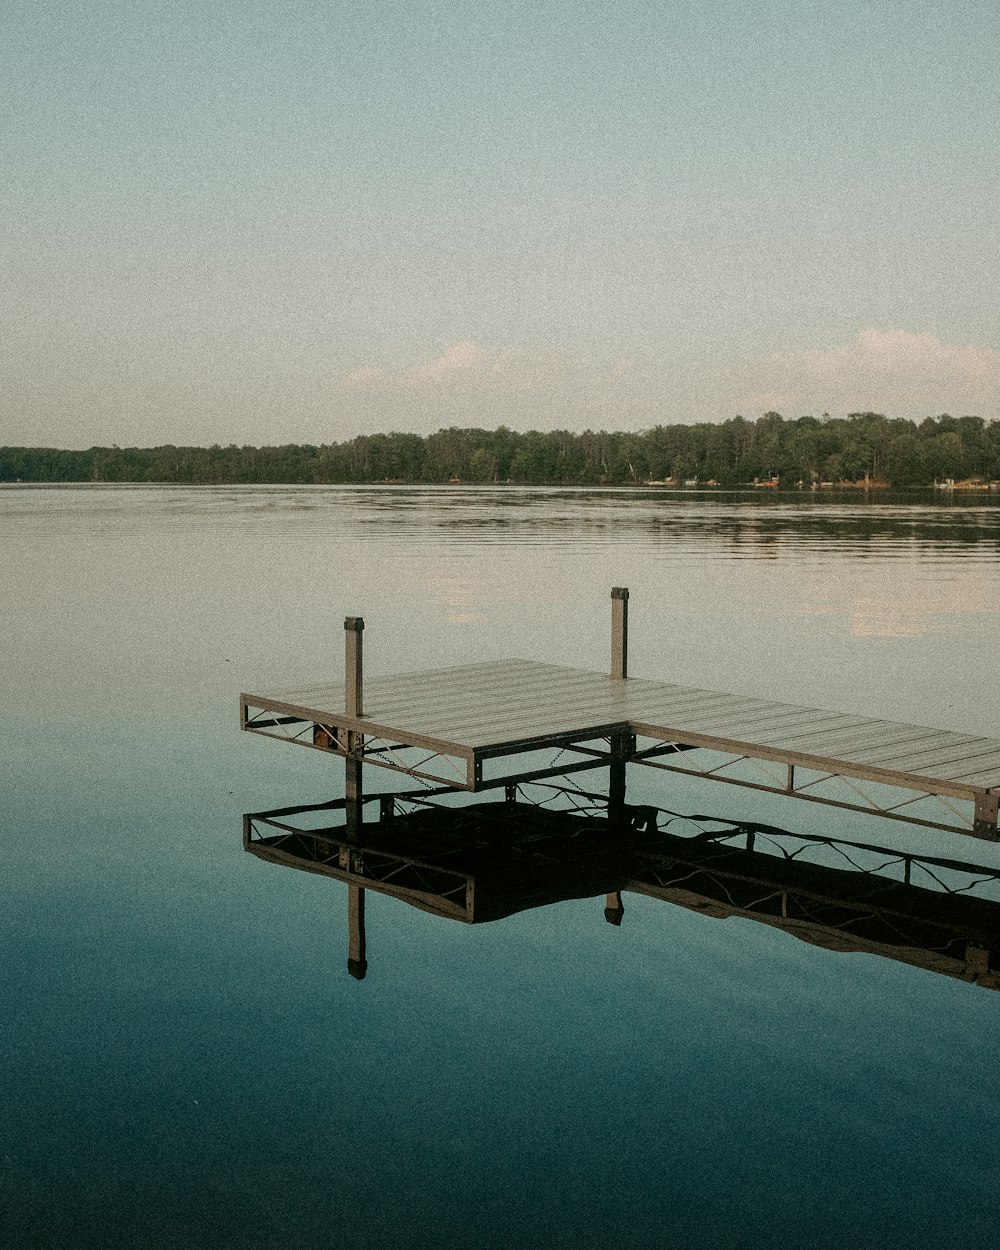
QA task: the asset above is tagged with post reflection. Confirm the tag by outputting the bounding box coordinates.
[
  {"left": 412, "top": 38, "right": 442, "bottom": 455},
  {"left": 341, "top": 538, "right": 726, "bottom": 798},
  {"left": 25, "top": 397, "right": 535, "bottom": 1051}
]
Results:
[
  {"left": 242, "top": 784, "right": 1000, "bottom": 989},
  {"left": 346, "top": 884, "right": 367, "bottom": 980}
]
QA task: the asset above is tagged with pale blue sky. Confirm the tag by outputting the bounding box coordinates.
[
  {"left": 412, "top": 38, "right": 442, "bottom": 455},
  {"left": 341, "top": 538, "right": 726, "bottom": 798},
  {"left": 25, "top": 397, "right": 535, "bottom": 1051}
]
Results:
[{"left": 3, "top": 0, "right": 998, "bottom": 446}]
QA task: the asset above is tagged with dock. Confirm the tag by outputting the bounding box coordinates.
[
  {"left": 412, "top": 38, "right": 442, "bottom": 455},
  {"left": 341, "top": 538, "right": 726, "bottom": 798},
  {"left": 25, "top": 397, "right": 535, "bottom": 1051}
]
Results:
[{"left": 241, "top": 589, "right": 1000, "bottom": 841}]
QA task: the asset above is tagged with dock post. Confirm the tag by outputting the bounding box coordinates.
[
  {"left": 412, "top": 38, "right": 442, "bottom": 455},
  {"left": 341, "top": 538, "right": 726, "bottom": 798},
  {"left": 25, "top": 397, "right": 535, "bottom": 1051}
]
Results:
[
  {"left": 610, "top": 588, "right": 630, "bottom": 822},
  {"left": 345, "top": 615, "right": 364, "bottom": 718},
  {"left": 611, "top": 587, "right": 629, "bottom": 679},
  {"left": 344, "top": 616, "right": 364, "bottom": 840},
  {"left": 974, "top": 792, "right": 999, "bottom": 840}
]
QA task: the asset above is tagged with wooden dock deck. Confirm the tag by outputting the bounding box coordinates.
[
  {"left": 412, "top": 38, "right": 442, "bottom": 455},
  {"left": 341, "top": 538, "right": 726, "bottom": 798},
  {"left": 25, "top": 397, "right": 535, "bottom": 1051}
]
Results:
[{"left": 241, "top": 592, "right": 1000, "bottom": 841}]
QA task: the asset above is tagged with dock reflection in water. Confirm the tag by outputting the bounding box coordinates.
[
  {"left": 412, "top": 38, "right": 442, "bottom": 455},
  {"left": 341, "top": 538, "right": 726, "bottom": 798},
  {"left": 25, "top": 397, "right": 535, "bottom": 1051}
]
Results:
[{"left": 243, "top": 783, "right": 1000, "bottom": 989}]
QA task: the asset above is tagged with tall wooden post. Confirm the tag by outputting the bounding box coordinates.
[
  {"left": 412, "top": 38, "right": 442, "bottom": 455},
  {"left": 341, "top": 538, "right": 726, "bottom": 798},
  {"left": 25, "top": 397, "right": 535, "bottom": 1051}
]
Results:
[
  {"left": 344, "top": 616, "right": 364, "bottom": 841},
  {"left": 610, "top": 588, "right": 630, "bottom": 822},
  {"left": 611, "top": 587, "right": 629, "bottom": 679},
  {"left": 345, "top": 615, "right": 364, "bottom": 717}
]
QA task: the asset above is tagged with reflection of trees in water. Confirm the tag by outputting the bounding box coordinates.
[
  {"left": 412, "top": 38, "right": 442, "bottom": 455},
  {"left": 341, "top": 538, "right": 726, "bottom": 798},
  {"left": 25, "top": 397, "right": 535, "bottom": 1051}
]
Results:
[
  {"left": 7, "top": 479, "right": 995, "bottom": 561},
  {"left": 381, "top": 497, "right": 1000, "bottom": 559}
]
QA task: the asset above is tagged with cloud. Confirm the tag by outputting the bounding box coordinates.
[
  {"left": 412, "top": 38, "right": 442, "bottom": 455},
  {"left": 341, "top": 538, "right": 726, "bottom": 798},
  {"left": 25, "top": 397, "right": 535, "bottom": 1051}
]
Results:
[
  {"left": 338, "top": 341, "right": 574, "bottom": 398},
  {"left": 411, "top": 340, "right": 490, "bottom": 383},
  {"left": 340, "top": 365, "right": 387, "bottom": 388},
  {"left": 739, "top": 328, "right": 1000, "bottom": 417},
  {"left": 340, "top": 341, "right": 493, "bottom": 393}
]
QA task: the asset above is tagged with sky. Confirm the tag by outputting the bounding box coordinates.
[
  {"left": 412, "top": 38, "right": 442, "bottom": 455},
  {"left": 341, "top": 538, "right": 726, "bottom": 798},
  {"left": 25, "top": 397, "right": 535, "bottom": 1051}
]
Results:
[{"left": 3, "top": 0, "right": 999, "bottom": 447}]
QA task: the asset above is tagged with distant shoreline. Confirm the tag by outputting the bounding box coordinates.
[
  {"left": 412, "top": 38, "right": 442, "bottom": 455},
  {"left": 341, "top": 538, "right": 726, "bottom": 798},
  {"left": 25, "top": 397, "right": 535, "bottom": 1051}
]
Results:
[{"left": 3, "top": 412, "right": 998, "bottom": 489}]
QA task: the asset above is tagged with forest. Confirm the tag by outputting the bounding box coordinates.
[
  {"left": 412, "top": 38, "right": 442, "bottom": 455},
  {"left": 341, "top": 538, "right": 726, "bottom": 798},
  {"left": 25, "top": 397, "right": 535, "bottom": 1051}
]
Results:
[{"left": 3, "top": 412, "right": 1000, "bottom": 488}]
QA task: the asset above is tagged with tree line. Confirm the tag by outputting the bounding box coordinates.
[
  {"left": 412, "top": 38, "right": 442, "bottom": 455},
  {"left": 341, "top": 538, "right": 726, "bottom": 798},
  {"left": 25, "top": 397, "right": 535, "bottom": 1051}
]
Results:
[{"left": 3, "top": 413, "right": 999, "bottom": 488}]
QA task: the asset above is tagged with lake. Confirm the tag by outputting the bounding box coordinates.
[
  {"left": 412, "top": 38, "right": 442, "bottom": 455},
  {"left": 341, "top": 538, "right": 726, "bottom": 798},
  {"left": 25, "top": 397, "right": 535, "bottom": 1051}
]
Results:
[{"left": 3, "top": 484, "right": 1000, "bottom": 1249}]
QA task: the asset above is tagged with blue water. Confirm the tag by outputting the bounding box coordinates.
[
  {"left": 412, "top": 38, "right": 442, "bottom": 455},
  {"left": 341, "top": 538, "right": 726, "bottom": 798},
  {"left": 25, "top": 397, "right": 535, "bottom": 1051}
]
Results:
[{"left": 3, "top": 484, "right": 1000, "bottom": 1248}]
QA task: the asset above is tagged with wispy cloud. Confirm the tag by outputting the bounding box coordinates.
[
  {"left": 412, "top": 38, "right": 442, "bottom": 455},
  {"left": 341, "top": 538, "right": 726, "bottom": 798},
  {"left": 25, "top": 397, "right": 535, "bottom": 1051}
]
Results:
[
  {"left": 339, "top": 341, "right": 572, "bottom": 396},
  {"left": 740, "top": 328, "right": 1000, "bottom": 416},
  {"left": 339, "top": 341, "right": 496, "bottom": 393}
]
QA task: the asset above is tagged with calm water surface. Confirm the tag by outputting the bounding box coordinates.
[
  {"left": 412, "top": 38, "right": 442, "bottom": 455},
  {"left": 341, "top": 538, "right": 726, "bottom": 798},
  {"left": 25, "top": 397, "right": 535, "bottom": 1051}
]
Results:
[{"left": 3, "top": 485, "right": 1000, "bottom": 1248}]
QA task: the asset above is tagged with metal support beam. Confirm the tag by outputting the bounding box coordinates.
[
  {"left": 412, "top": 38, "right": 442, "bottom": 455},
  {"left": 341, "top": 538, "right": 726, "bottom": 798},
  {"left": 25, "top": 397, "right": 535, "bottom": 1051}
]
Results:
[
  {"left": 609, "top": 729, "right": 634, "bottom": 824},
  {"left": 611, "top": 587, "right": 629, "bottom": 679},
  {"left": 635, "top": 753, "right": 983, "bottom": 838}
]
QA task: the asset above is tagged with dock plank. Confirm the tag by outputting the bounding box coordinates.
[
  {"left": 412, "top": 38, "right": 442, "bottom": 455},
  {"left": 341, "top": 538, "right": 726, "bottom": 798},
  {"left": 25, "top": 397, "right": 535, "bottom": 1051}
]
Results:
[
  {"left": 362, "top": 672, "right": 608, "bottom": 721},
  {"left": 776, "top": 726, "right": 949, "bottom": 759},
  {"left": 941, "top": 765, "right": 1000, "bottom": 788},
  {"left": 666, "top": 707, "right": 865, "bottom": 742},
  {"left": 917, "top": 754, "right": 1000, "bottom": 782},
  {"left": 852, "top": 738, "right": 1000, "bottom": 770}
]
